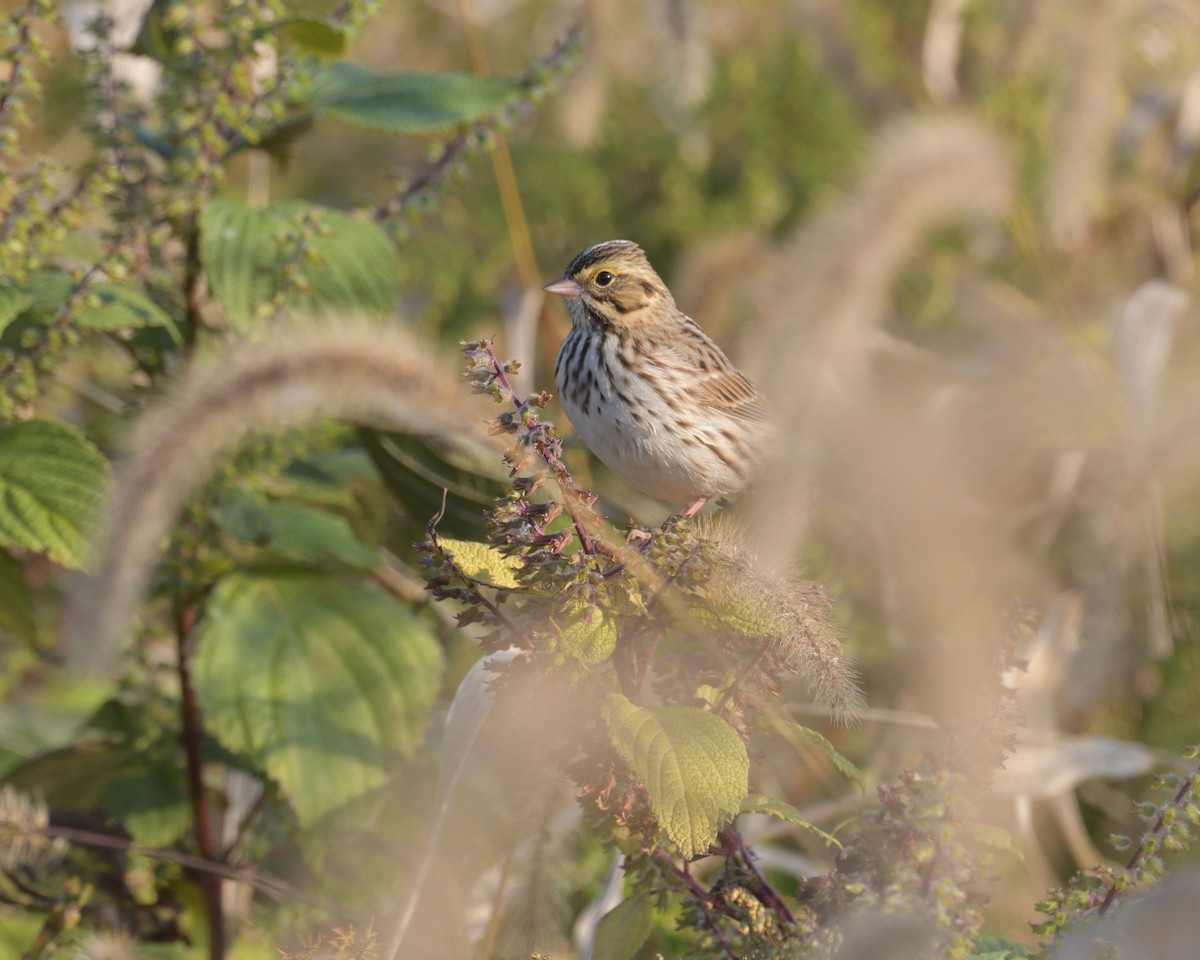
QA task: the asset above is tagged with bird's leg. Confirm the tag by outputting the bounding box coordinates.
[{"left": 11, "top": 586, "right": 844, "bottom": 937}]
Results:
[{"left": 680, "top": 496, "right": 708, "bottom": 519}]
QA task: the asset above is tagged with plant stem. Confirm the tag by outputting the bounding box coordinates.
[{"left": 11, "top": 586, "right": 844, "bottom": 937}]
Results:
[
  {"left": 183, "top": 223, "right": 204, "bottom": 349},
  {"left": 719, "top": 825, "right": 796, "bottom": 927},
  {"left": 631, "top": 632, "right": 661, "bottom": 697},
  {"left": 712, "top": 638, "right": 773, "bottom": 716},
  {"left": 0, "top": 0, "right": 40, "bottom": 124},
  {"left": 371, "top": 129, "right": 472, "bottom": 224},
  {"left": 1097, "top": 771, "right": 1196, "bottom": 917},
  {"left": 482, "top": 344, "right": 599, "bottom": 555},
  {"left": 653, "top": 853, "right": 740, "bottom": 959},
  {"left": 175, "top": 601, "right": 225, "bottom": 960},
  {"left": 41, "top": 822, "right": 311, "bottom": 904}
]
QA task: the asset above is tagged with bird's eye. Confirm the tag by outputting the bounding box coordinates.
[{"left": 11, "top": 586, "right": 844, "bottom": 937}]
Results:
[{"left": 595, "top": 270, "right": 615, "bottom": 287}]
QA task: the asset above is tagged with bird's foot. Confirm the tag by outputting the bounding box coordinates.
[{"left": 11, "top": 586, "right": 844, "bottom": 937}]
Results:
[{"left": 680, "top": 496, "right": 708, "bottom": 519}]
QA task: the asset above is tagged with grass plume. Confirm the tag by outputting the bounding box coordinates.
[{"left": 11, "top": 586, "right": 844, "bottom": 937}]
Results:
[
  {"left": 692, "top": 514, "right": 864, "bottom": 725},
  {"left": 752, "top": 113, "right": 1014, "bottom": 422},
  {"left": 66, "top": 317, "right": 500, "bottom": 671},
  {"left": 1044, "top": 0, "right": 1126, "bottom": 251},
  {"left": 747, "top": 113, "right": 1014, "bottom": 566},
  {"left": 0, "top": 785, "right": 65, "bottom": 872}
]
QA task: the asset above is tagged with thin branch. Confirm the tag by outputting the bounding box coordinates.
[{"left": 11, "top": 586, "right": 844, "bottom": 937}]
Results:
[
  {"left": 371, "top": 129, "right": 473, "bottom": 225},
  {"left": 718, "top": 825, "right": 796, "bottom": 928},
  {"left": 369, "top": 22, "right": 581, "bottom": 229},
  {"left": 175, "top": 600, "right": 225, "bottom": 960},
  {"left": 0, "top": 24, "right": 138, "bottom": 388},
  {"left": 1097, "top": 770, "right": 1196, "bottom": 917},
  {"left": 712, "top": 638, "right": 774, "bottom": 717},
  {"left": 0, "top": 0, "right": 41, "bottom": 126},
  {"left": 480, "top": 343, "right": 601, "bottom": 555},
  {"left": 40, "top": 823, "right": 313, "bottom": 905},
  {"left": 183, "top": 222, "right": 204, "bottom": 349},
  {"left": 653, "top": 853, "right": 740, "bottom": 959},
  {"left": 220, "top": 787, "right": 269, "bottom": 862}
]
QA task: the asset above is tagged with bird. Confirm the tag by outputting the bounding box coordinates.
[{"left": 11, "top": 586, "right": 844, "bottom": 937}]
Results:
[{"left": 543, "top": 239, "right": 775, "bottom": 517}]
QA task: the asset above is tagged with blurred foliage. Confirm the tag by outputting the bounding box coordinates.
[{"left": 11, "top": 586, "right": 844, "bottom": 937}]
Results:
[{"left": 0, "top": 0, "right": 1199, "bottom": 958}]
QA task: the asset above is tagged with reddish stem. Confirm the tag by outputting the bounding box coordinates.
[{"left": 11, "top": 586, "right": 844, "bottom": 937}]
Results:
[
  {"left": 481, "top": 345, "right": 598, "bottom": 555},
  {"left": 719, "top": 825, "right": 796, "bottom": 927},
  {"left": 175, "top": 602, "right": 225, "bottom": 960},
  {"left": 1097, "top": 772, "right": 1195, "bottom": 917},
  {"left": 653, "top": 853, "right": 739, "bottom": 959}
]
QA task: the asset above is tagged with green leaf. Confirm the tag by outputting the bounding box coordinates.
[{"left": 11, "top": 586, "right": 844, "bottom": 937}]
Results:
[
  {"left": 310, "top": 62, "right": 524, "bottom": 133},
  {"left": 555, "top": 604, "right": 617, "bottom": 665},
  {"left": 687, "top": 588, "right": 779, "bottom": 639},
  {"left": 604, "top": 695, "right": 749, "bottom": 858},
  {"left": 770, "top": 716, "right": 865, "bottom": 795},
  {"left": 200, "top": 198, "right": 399, "bottom": 330},
  {"left": 0, "top": 285, "right": 32, "bottom": 337},
  {"left": 0, "top": 420, "right": 109, "bottom": 569},
  {"left": 281, "top": 18, "right": 347, "bottom": 56},
  {"left": 0, "top": 550, "right": 36, "bottom": 646},
  {"left": 21, "top": 271, "right": 72, "bottom": 311},
  {"left": 4, "top": 272, "right": 178, "bottom": 338},
  {"left": 214, "top": 493, "right": 379, "bottom": 568},
  {"left": 439, "top": 537, "right": 521, "bottom": 589},
  {"left": 0, "top": 906, "right": 47, "bottom": 953},
  {"left": 193, "top": 571, "right": 444, "bottom": 826},
  {"left": 274, "top": 449, "right": 381, "bottom": 510},
  {"left": 3, "top": 742, "right": 139, "bottom": 808},
  {"left": 739, "top": 793, "right": 842, "bottom": 850},
  {"left": 103, "top": 765, "right": 190, "bottom": 847},
  {"left": 82, "top": 283, "right": 181, "bottom": 341},
  {"left": 359, "top": 428, "right": 508, "bottom": 544},
  {"left": 593, "top": 893, "right": 654, "bottom": 960},
  {"left": 259, "top": 503, "right": 378, "bottom": 568},
  {"left": 970, "top": 936, "right": 1036, "bottom": 959}
]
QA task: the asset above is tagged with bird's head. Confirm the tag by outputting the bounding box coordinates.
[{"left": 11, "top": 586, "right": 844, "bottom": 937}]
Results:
[{"left": 544, "top": 240, "right": 675, "bottom": 330}]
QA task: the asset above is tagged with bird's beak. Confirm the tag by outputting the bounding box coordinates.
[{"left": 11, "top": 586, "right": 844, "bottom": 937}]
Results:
[{"left": 543, "top": 277, "right": 583, "bottom": 298}]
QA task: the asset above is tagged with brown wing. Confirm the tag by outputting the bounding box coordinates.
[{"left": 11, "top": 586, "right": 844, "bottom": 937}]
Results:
[{"left": 662, "top": 318, "right": 773, "bottom": 426}]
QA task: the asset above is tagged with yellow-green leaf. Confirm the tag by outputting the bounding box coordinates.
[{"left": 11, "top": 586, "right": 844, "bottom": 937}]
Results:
[
  {"left": 687, "top": 590, "right": 777, "bottom": 639},
  {"left": 556, "top": 604, "right": 617, "bottom": 665},
  {"left": 439, "top": 537, "right": 521, "bottom": 589},
  {"left": 740, "top": 793, "right": 842, "bottom": 850},
  {"left": 604, "top": 694, "right": 749, "bottom": 858},
  {"left": 280, "top": 17, "right": 347, "bottom": 56},
  {"left": 770, "top": 716, "right": 865, "bottom": 795},
  {"left": 0, "top": 420, "right": 109, "bottom": 569},
  {"left": 3, "top": 273, "right": 178, "bottom": 338}
]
